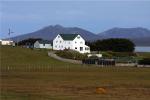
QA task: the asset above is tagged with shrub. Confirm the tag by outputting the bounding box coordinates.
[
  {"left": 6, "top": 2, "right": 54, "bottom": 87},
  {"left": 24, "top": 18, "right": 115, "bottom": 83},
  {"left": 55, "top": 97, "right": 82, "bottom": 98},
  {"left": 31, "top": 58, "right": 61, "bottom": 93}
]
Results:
[
  {"left": 55, "top": 50, "right": 87, "bottom": 60},
  {"left": 138, "top": 58, "right": 150, "bottom": 65},
  {"left": 101, "top": 52, "right": 113, "bottom": 58}
]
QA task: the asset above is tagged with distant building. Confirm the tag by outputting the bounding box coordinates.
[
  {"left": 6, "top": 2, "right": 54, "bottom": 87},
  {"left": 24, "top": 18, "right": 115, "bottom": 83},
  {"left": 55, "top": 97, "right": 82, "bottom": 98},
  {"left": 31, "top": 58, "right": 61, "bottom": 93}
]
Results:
[
  {"left": 53, "top": 34, "right": 90, "bottom": 53},
  {"left": 0, "top": 39, "right": 14, "bottom": 45},
  {"left": 18, "top": 38, "right": 41, "bottom": 48},
  {"left": 34, "top": 40, "right": 52, "bottom": 49}
]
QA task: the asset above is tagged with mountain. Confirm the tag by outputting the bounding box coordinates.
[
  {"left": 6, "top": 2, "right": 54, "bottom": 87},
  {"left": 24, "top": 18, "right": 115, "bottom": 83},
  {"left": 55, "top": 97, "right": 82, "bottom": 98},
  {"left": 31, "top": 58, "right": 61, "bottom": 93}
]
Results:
[
  {"left": 98, "top": 27, "right": 150, "bottom": 38},
  {"left": 98, "top": 27, "right": 150, "bottom": 46},
  {"left": 11, "top": 25, "right": 150, "bottom": 46},
  {"left": 11, "top": 25, "right": 99, "bottom": 42}
]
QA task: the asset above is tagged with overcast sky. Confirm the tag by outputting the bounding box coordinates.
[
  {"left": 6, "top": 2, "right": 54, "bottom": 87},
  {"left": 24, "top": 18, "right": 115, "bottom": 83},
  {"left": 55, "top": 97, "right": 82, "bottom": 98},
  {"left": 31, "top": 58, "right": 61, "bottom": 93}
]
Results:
[{"left": 1, "top": 0, "right": 150, "bottom": 38}]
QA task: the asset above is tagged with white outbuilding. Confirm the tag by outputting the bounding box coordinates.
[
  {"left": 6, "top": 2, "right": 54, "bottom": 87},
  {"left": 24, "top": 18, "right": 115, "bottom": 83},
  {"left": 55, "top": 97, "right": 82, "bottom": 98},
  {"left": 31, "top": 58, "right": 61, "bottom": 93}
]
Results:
[
  {"left": 0, "top": 39, "right": 14, "bottom": 45},
  {"left": 53, "top": 34, "right": 90, "bottom": 53},
  {"left": 34, "top": 40, "right": 52, "bottom": 49}
]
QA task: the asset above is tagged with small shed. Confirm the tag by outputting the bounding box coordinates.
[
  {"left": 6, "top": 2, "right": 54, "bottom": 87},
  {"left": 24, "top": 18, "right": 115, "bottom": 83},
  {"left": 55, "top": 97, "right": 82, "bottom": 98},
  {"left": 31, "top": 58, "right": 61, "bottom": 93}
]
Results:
[{"left": 34, "top": 40, "right": 52, "bottom": 49}]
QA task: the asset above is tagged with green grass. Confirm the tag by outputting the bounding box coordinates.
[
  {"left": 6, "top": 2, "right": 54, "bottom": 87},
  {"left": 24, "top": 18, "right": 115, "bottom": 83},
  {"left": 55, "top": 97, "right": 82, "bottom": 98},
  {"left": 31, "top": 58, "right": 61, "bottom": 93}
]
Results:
[
  {"left": 1, "top": 46, "right": 150, "bottom": 100},
  {"left": 136, "top": 52, "right": 150, "bottom": 58},
  {"left": 1, "top": 46, "right": 69, "bottom": 66}
]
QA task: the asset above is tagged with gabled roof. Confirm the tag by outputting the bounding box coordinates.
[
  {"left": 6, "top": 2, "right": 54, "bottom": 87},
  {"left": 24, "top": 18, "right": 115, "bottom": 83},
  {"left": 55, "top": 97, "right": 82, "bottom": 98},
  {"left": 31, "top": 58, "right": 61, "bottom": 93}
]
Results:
[
  {"left": 59, "top": 34, "right": 78, "bottom": 40},
  {"left": 37, "top": 40, "right": 52, "bottom": 44}
]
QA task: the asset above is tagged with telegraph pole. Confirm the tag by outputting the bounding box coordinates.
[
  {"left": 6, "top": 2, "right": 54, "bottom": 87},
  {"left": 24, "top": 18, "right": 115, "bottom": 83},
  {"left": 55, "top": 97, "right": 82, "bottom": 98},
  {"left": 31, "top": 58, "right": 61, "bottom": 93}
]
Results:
[
  {"left": 8, "top": 28, "right": 13, "bottom": 41},
  {"left": 8, "top": 28, "right": 14, "bottom": 46}
]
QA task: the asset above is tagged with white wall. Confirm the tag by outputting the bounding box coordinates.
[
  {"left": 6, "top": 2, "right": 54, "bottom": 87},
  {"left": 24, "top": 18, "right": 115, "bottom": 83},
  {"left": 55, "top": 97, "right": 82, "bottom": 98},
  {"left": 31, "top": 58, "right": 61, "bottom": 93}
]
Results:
[
  {"left": 62, "top": 41, "right": 73, "bottom": 50},
  {"left": 53, "top": 35, "right": 64, "bottom": 50},
  {"left": 72, "top": 35, "right": 85, "bottom": 53},
  {"left": 34, "top": 41, "right": 40, "bottom": 48},
  {"left": 39, "top": 44, "right": 52, "bottom": 49},
  {"left": 1, "top": 40, "right": 13, "bottom": 45},
  {"left": 34, "top": 41, "right": 52, "bottom": 49},
  {"left": 72, "top": 35, "right": 90, "bottom": 53}
]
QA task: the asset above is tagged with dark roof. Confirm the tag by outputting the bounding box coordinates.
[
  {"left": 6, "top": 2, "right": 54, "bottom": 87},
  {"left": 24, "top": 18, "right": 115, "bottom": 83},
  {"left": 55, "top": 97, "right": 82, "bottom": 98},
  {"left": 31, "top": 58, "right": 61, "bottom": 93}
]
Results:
[
  {"left": 37, "top": 40, "right": 52, "bottom": 44},
  {"left": 59, "top": 34, "right": 78, "bottom": 40}
]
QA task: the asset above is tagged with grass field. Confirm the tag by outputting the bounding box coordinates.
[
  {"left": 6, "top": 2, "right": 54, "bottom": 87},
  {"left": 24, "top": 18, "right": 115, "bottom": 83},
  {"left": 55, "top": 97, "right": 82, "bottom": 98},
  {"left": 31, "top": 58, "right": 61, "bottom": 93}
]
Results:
[
  {"left": 1, "top": 46, "right": 150, "bottom": 100},
  {"left": 136, "top": 52, "right": 150, "bottom": 58}
]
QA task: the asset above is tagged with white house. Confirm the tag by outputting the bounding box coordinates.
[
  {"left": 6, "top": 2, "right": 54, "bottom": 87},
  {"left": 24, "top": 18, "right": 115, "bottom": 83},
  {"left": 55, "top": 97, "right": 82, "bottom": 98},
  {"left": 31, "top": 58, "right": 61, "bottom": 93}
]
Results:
[
  {"left": 34, "top": 40, "right": 52, "bottom": 49},
  {"left": 0, "top": 39, "right": 14, "bottom": 45},
  {"left": 53, "top": 34, "right": 90, "bottom": 53}
]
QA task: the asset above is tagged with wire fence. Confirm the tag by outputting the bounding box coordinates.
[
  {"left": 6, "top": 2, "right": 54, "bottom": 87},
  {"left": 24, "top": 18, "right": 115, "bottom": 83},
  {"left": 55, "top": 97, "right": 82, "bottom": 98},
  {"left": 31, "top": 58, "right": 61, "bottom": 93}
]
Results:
[
  {"left": 1, "top": 64, "right": 71, "bottom": 72},
  {"left": 2, "top": 64, "right": 147, "bottom": 73}
]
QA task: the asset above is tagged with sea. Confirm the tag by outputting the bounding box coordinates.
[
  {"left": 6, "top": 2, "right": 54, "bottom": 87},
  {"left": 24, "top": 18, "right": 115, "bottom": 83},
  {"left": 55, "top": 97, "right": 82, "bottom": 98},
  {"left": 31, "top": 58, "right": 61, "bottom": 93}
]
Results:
[{"left": 135, "top": 46, "right": 150, "bottom": 52}]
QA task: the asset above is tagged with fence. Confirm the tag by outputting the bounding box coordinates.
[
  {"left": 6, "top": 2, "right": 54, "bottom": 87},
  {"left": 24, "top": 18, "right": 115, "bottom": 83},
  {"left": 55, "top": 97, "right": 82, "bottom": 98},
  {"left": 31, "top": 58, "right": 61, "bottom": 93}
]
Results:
[{"left": 82, "top": 59, "right": 115, "bottom": 66}]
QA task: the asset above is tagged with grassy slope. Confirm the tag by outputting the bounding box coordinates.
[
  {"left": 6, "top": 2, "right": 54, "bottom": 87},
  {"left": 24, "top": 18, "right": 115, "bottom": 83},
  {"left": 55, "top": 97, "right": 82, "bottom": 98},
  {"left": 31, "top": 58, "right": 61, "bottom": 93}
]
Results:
[
  {"left": 136, "top": 52, "right": 150, "bottom": 58},
  {"left": 1, "top": 46, "right": 150, "bottom": 100}
]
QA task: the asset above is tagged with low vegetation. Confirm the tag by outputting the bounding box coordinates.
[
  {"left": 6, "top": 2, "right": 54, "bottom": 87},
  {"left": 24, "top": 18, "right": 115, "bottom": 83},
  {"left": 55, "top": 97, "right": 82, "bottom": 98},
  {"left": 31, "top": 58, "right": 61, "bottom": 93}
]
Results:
[
  {"left": 101, "top": 51, "right": 137, "bottom": 58},
  {"left": 55, "top": 49, "right": 87, "bottom": 60},
  {"left": 136, "top": 52, "right": 150, "bottom": 58},
  {"left": 138, "top": 58, "right": 150, "bottom": 65},
  {"left": 1, "top": 46, "right": 150, "bottom": 100}
]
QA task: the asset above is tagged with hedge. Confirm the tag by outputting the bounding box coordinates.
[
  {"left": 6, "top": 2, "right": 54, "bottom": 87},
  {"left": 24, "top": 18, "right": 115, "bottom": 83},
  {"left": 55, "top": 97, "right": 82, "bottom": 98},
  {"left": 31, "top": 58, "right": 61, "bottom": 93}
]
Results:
[
  {"left": 55, "top": 50, "right": 87, "bottom": 60},
  {"left": 138, "top": 58, "right": 150, "bottom": 65}
]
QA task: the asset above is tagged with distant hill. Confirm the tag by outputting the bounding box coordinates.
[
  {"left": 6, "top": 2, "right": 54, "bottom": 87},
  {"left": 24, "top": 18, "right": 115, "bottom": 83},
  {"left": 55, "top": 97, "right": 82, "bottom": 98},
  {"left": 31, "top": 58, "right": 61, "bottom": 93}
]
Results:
[
  {"left": 11, "top": 25, "right": 99, "bottom": 42},
  {"left": 98, "top": 27, "right": 150, "bottom": 38},
  {"left": 98, "top": 27, "right": 150, "bottom": 46},
  {"left": 10, "top": 25, "right": 150, "bottom": 46}
]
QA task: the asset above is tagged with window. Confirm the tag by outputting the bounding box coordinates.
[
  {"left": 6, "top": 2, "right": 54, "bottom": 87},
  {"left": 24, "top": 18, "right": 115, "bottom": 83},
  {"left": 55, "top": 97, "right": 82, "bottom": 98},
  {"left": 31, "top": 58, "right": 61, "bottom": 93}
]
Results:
[
  {"left": 75, "top": 47, "right": 77, "bottom": 49},
  {"left": 80, "top": 41, "right": 83, "bottom": 44},
  {"left": 77, "top": 36, "right": 80, "bottom": 39},
  {"left": 58, "top": 36, "right": 60, "bottom": 38},
  {"left": 68, "top": 42, "right": 70, "bottom": 44},
  {"left": 56, "top": 41, "right": 58, "bottom": 43},
  {"left": 80, "top": 47, "right": 83, "bottom": 51},
  {"left": 85, "top": 47, "right": 89, "bottom": 50},
  {"left": 75, "top": 41, "right": 77, "bottom": 44},
  {"left": 60, "top": 41, "right": 61, "bottom": 43},
  {"left": 55, "top": 46, "right": 57, "bottom": 48},
  {"left": 43, "top": 44, "right": 45, "bottom": 46}
]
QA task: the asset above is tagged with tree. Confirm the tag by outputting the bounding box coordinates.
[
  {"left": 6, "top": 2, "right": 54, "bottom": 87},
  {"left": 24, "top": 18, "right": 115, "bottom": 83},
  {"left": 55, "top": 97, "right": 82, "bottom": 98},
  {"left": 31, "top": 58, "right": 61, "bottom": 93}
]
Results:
[
  {"left": 88, "top": 38, "right": 135, "bottom": 52},
  {"left": 18, "top": 38, "right": 42, "bottom": 46}
]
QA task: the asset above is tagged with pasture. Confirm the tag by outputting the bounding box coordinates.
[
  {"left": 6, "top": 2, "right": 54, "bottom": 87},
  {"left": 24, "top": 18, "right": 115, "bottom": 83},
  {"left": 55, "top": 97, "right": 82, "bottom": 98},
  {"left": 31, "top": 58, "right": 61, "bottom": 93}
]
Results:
[{"left": 1, "top": 46, "right": 150, "bottom": 100}]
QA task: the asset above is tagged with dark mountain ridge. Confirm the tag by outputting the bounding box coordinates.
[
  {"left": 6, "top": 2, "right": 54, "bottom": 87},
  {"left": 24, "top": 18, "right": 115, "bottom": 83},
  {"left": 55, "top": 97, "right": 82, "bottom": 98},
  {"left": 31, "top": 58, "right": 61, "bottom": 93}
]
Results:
[
  {"left": 98, "top": 27, "right": 150, "bottom": 46},
  {"left": 98, "top": 27, "right": 150, "bottom": 38},
  {"left": 10, "top": 25, "right": 150, "bottom": 46},
  {"left": 11, "top": 25, "right": 99, "bottom": 42}
]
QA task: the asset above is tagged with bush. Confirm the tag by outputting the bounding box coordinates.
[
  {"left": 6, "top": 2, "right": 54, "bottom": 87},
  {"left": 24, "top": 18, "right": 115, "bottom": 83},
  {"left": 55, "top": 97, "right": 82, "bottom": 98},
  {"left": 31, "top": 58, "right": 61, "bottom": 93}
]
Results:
[
  {"left": 101, "top": 52, "right": 113, "bottom": 58},
  {"left": 138, "top": 58, "right": 150, "bottom": 65},
  {"left": 55, "top": 50, "right": 87, "bottom": 60},
  {"left": 88, "top": 38, "right": 135, "bottom": 52}
]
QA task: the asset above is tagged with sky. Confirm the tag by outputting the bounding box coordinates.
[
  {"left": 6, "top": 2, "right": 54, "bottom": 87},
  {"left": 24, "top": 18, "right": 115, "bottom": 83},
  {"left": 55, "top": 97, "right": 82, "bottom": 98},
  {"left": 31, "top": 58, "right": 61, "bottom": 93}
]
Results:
[{"left": 0, "top": 0, "right": 150, "bottom": 39}]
